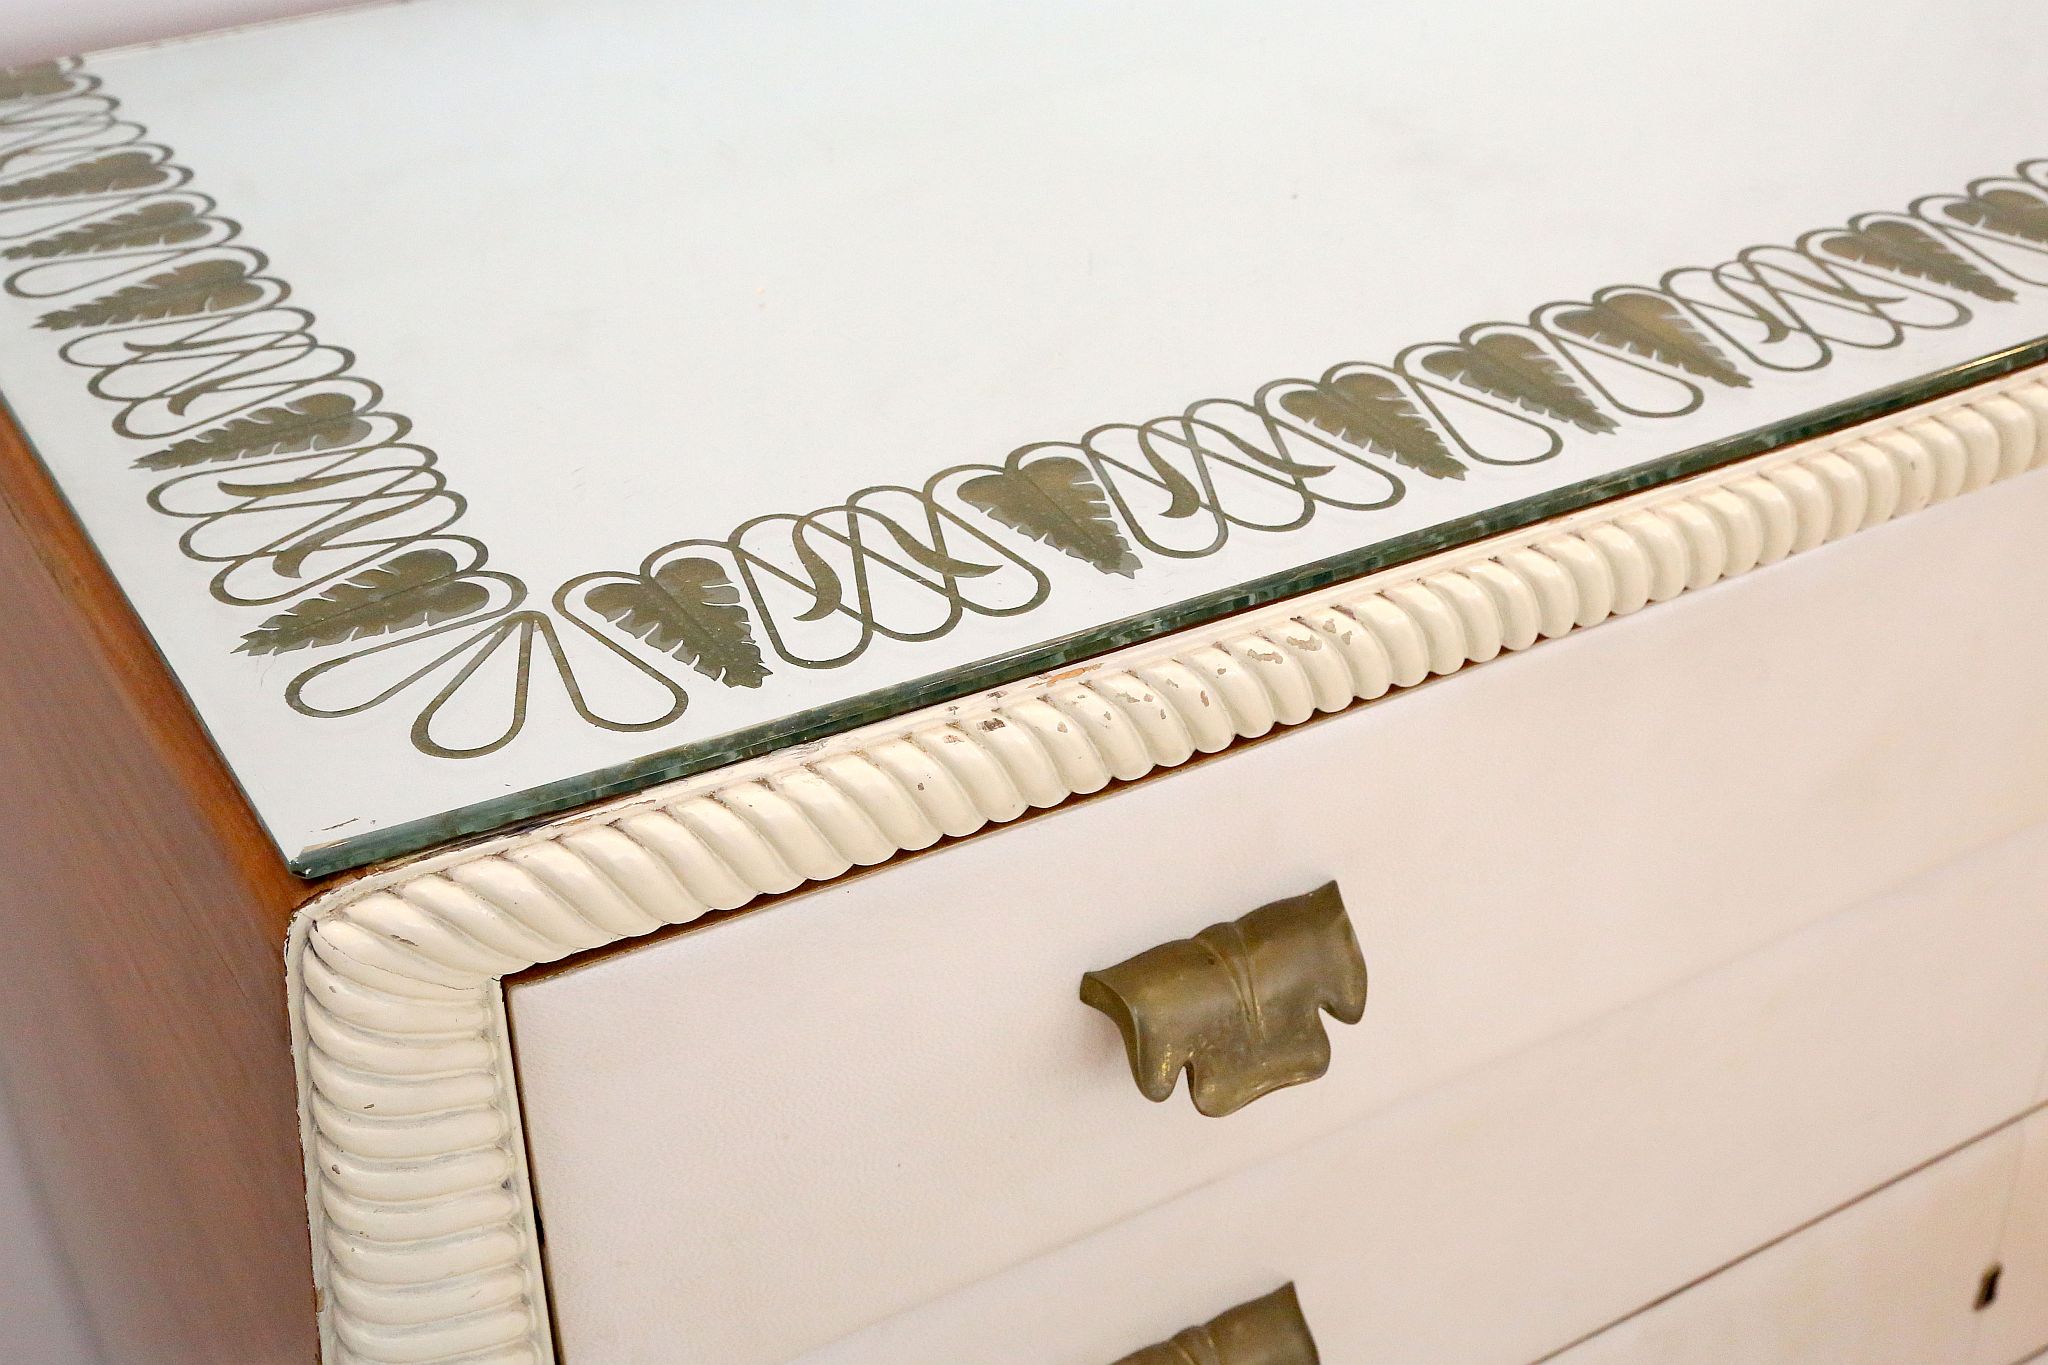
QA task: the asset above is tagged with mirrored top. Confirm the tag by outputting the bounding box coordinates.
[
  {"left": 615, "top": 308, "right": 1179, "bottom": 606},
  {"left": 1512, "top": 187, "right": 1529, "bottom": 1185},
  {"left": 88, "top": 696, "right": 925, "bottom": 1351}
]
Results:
[{"left": 1, "top": 0, "right": 2043, "bottom": 872}]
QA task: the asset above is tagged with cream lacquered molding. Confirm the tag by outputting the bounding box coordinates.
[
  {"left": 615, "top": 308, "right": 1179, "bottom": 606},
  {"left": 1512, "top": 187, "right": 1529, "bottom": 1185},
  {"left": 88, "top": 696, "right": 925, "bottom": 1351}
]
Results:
[{"left": 291, "top": 364, "right": 2048, "bottom": 1364}]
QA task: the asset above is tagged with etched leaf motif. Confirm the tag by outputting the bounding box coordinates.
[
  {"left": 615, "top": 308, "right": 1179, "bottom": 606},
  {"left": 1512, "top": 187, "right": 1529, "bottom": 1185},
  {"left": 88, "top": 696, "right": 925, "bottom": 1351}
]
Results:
[
  {"left": 1130, "top": 431, "right": 1207, "bottom": 519},
  {"left": 134, "top": 394, "right": 373, "bottom": 470},
  {"left": 36, "top": 258, "right": 262, "bottom": 331},
  {"left": 0, "top": 62, "right": 70, "bottom": 104},
  {"left": 1279, "top": 373, "right": 1467, "bottom": 480},
  {"left": 1945, "top": 188, "right": 2048, "bottom": 247},
  {"left": 237, "top": 549, "right": 491, "bottom": 656},
  {"left": 0, "top": 150, "right": 169, "bottom": 203},
  {"left": 1822, "top": 222, "right": 2015, "bottom": 302},
  {"left": 1421, "top": 335, "right": 1617, "bottom": 433},
  {"left": 215, "top": 470, "right": 371, "bottom": 501},
  {"left": 788, "top": 534, "right": 844, "bottom": 623},
  {"left": 959, "top": 456, "right": 1140, "bottom": 576},
  {"left": 5, "top": 201, "right": 208, "bottom": 260},
  {"left": 1555, "top": 294, "right": 1750, "bottom": 388},
  {"left": 586, "top": 557, "right": 769, "bottom": 687},
  {"left": 872, "top": 516, "right": 999, "bottom": 580}
]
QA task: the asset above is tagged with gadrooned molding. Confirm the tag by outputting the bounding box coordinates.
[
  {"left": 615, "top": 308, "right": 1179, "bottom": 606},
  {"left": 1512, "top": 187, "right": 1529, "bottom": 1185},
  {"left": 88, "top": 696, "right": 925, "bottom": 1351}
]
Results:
[{"left": 291, "top": 365, "right": 2048, "bottom": 1363}]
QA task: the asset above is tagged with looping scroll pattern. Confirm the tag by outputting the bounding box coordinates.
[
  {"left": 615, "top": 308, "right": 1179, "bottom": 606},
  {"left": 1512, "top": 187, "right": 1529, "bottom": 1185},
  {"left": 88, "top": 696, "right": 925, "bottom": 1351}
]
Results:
[
  {"left": 294, "top": 370, "right": 2048, "bottom": 1362},
  {"left": 6, "top": 59, "right": 2048, "bottom": 761}
]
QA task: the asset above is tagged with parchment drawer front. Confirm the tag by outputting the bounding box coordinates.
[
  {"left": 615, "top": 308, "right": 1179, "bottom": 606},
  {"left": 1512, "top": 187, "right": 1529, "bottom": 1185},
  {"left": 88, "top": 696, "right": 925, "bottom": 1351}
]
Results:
[
  {"left": 800, "top": 820, "right": 2048, "bottom": 1365},
  {"left": 1547, "top": 1121, "right": 2024, "bottom": 1365},
  {"left": 510, "top": 473, "right": 2048, "bottom": 1365},
  {"left": 1976, "top": 1108, "right": 2048, "bottom": 1365},
  {"left": 1555, "top": 1098, "right": 2048, "bottom": 1365}
]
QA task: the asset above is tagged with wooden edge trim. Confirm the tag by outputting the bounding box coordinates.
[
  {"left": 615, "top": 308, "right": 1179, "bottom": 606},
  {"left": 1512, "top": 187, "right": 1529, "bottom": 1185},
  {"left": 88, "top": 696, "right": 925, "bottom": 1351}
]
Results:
[{"left": 0, "top": 401, "right": 328, "bottom": 1359}]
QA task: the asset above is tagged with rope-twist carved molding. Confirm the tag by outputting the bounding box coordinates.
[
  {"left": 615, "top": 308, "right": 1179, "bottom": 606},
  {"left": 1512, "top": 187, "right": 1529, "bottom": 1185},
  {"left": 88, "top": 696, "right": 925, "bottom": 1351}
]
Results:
[{"left": 293, "top": 368, "right": 2048, "bottom": 1363}]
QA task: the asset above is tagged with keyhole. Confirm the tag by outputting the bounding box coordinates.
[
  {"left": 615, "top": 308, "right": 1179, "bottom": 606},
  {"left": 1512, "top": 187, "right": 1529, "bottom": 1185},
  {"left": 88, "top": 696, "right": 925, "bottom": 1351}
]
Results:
[{"left": 1975, "top": 1263, "right": 2003, "bottom": 1311}]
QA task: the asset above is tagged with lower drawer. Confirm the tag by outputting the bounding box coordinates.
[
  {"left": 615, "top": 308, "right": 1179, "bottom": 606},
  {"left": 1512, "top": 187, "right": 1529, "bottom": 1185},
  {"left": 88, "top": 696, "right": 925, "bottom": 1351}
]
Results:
[
  {"left": 1979, "top": 1108, "right": 2048, "bottom": 1365},
  {"left": 1551, "top": 1104, "right": 2043, "bottom": 1365},
  {"left": 799, "top": 817, "right": 2048, "bottom": 1365}
]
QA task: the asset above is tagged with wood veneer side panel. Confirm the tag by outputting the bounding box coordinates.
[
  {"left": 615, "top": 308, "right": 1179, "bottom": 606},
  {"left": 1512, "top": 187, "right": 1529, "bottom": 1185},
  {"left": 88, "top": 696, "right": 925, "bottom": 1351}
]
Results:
[{"left": 0, "top": 410, "right": 322, "bottom": 1362}]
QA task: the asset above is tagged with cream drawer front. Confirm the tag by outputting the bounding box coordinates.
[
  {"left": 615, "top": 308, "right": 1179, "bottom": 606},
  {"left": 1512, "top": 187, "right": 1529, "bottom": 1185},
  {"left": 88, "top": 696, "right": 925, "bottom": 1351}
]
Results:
[
  {"left": 1978, "top": 1109, "right": 2048, "bottom": 1365},
  {"left": 800, "top": 819, "right": 2048, "bottom": 1365},
  {"left": 509, "top": 473, "right": 2048, "bottom": 1365},
  {"left": 1548, "top": 1114, "right": 2027, "bottom": 1365}
]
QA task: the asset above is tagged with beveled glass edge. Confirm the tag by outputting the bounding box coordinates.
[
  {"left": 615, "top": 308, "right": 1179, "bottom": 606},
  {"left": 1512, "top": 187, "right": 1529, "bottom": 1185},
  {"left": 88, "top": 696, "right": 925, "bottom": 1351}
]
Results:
[{"left": 295, "top": 335, "right": 2048, "bottom": 875}]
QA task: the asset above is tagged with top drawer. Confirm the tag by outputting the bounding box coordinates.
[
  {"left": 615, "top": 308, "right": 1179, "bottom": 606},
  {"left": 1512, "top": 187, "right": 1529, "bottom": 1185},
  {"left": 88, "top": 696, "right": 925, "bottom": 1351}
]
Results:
[{"left": 509, "top": 468, "right": 2048, "bottom": 1364}]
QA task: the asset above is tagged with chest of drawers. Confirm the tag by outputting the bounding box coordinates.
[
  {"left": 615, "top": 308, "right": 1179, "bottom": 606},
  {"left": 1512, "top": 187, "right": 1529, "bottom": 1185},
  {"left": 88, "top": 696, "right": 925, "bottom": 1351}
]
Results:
[
  {"left": 505, "top": 470, "right": 2048, "bottom": 1361},
  {"left": 2, "top": 4, "right": 2047, "bottom": 1362}
]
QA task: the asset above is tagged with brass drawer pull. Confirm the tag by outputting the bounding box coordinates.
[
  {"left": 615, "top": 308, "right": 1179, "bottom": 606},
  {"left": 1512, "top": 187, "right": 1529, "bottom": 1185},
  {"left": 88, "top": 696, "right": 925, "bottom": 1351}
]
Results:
[
  {"left": 1080, "top": 881, "right": 1367, "bottom": 1117},
  {"left": 1111, "top": 1283, "right": 1320, "bottom": 1364}
]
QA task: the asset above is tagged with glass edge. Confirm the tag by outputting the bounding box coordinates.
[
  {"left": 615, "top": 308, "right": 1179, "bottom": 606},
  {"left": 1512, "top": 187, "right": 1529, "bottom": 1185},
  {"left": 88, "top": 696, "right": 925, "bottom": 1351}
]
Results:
[{"left": 287, "top": 332, "right": 2048, "bottom": 876}]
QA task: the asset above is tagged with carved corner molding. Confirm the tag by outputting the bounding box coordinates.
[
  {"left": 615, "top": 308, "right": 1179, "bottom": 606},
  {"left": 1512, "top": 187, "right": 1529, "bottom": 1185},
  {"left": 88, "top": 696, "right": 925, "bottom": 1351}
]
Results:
[{"left": 290, "top": 364, "right": 2048, "bottom": 1363}]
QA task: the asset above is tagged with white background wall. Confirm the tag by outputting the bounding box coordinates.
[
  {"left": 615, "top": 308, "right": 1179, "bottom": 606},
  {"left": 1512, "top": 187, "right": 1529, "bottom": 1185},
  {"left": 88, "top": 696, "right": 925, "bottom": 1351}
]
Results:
[
  {"left": 0, "top": 1087, "right": 98, "bottom": 1364},
  {"left": 1, "top": 7, "right": 364, "bottom": 1361},
  {"left": 8, "top": 0, "right": 363, "bottom": 67}
]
